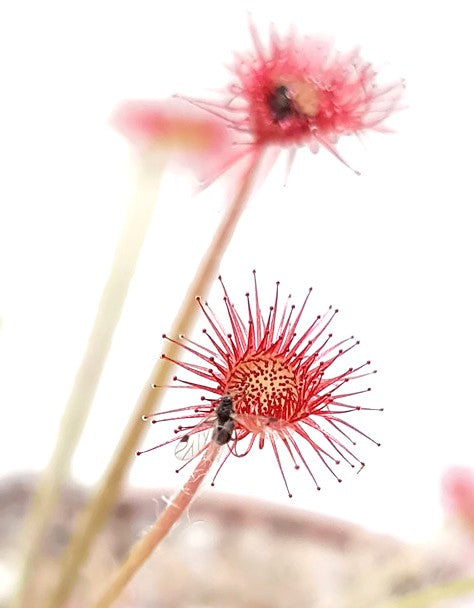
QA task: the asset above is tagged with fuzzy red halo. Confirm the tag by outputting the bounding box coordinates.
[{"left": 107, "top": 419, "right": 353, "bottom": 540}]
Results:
[{"left": 182, "top": 23, "right": 404, "bottom": 182}]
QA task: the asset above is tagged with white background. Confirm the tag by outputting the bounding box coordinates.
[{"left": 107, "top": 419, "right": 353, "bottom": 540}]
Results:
[{"left": 1, "top": 0, "right": 473, "bottom": 544}]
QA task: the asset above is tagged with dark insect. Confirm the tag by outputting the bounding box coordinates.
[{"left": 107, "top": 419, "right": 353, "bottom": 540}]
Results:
[
  {"left": 174, "top": 395, "right": 235, "bottom": 460},
  {"left": 212, "top": 395, "right": 235, "bottom": 446},
  {"left": 267, "top": 85, "right": 294, "bottom": 122}
]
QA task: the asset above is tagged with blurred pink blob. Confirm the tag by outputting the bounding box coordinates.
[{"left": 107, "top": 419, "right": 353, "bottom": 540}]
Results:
[
  {"left": 111, "top": 98, "right": 233, "bottom": 181},
  {"left": 181, "top": 23, "right": 404, "bottom": 179},
  {"left": 442, "top": 467, "right": 474, "bottom": 532}
]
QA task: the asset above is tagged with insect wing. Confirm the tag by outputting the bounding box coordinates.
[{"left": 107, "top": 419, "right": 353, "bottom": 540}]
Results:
[{"left": 174, "top": 428, "right": 212, "bottom": 461}]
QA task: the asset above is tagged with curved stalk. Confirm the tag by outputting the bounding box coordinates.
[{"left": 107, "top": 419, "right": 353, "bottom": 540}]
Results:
[
  {"left": 92, "top": 442, "right": 220, "bottom": 608},
  {"left": 9, "top": 149, "right": 166, "bottom": 608},
  {"left": 44, "top": 147, "right": 263, "bottom": 608}
]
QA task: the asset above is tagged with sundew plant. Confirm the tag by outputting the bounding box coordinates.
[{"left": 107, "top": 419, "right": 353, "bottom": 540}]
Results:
[{"left": 22, "top": 18, "right": 474, "bottom": 608}]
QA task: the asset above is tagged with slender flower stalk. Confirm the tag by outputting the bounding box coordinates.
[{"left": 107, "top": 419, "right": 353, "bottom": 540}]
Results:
[
  {"left": 91, "top": 441, "right": 220, "bottom": 608},
  {"left": 44, "top": 148, "right": 263, "bottom": 608},
  {"left": 9, "top": 149, "right": 166, "bottom": 608},
  {"left": 11, "top": 97, "right": 229, "bottom": 608}
]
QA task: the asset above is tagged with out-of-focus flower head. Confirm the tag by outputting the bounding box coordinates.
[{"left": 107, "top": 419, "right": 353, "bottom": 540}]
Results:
[
  {"left": 111, "top": 98, "right": 232, "bottom": 178},
  {"left": 182, "top": 22, "right": 404, "bottom": 179},
  {"left": 142, "top": 273, "right": 381, "bottom": 496},
  {"left": 442, "top": 467, "right": 474, "bottom": 534}
]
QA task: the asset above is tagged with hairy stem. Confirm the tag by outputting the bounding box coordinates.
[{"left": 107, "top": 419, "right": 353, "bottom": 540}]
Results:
[
  {"left": 44, "top": 147, "right": 263, "bottom": 608},
  {"left": 92, "top": 442, "right": 220, "bottom": 608},
  {"left": 9, "top": 149, "right": 166, "bottom": 608}
]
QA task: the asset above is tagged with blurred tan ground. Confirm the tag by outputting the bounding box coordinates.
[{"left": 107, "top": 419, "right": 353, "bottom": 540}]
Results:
[{"left": 1, "top": 476, "right": 472, "bottom": 608}]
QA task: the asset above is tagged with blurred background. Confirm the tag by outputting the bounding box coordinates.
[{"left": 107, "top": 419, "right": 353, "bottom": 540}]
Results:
[{"left": 1, "top": 1, "right": 473, "bottom": 606}]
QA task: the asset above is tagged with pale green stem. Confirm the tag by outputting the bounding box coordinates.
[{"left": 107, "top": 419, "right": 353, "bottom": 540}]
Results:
[
  {"left": 9, "top": 148, "right": 166, "bottom": 608},
  {"left": 91, "top": 441, "right": 220, "bottom": 608},
  {"left": 379, "top": 576, "right": 474, "bottom": 608},
  {"left": 43, "top": 147, "right": 263, "bottom": 608}
]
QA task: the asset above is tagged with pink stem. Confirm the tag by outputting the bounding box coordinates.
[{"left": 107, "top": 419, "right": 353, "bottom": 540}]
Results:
[{"left": 92, "top": 442, "right": 220, "bottom": 608}]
